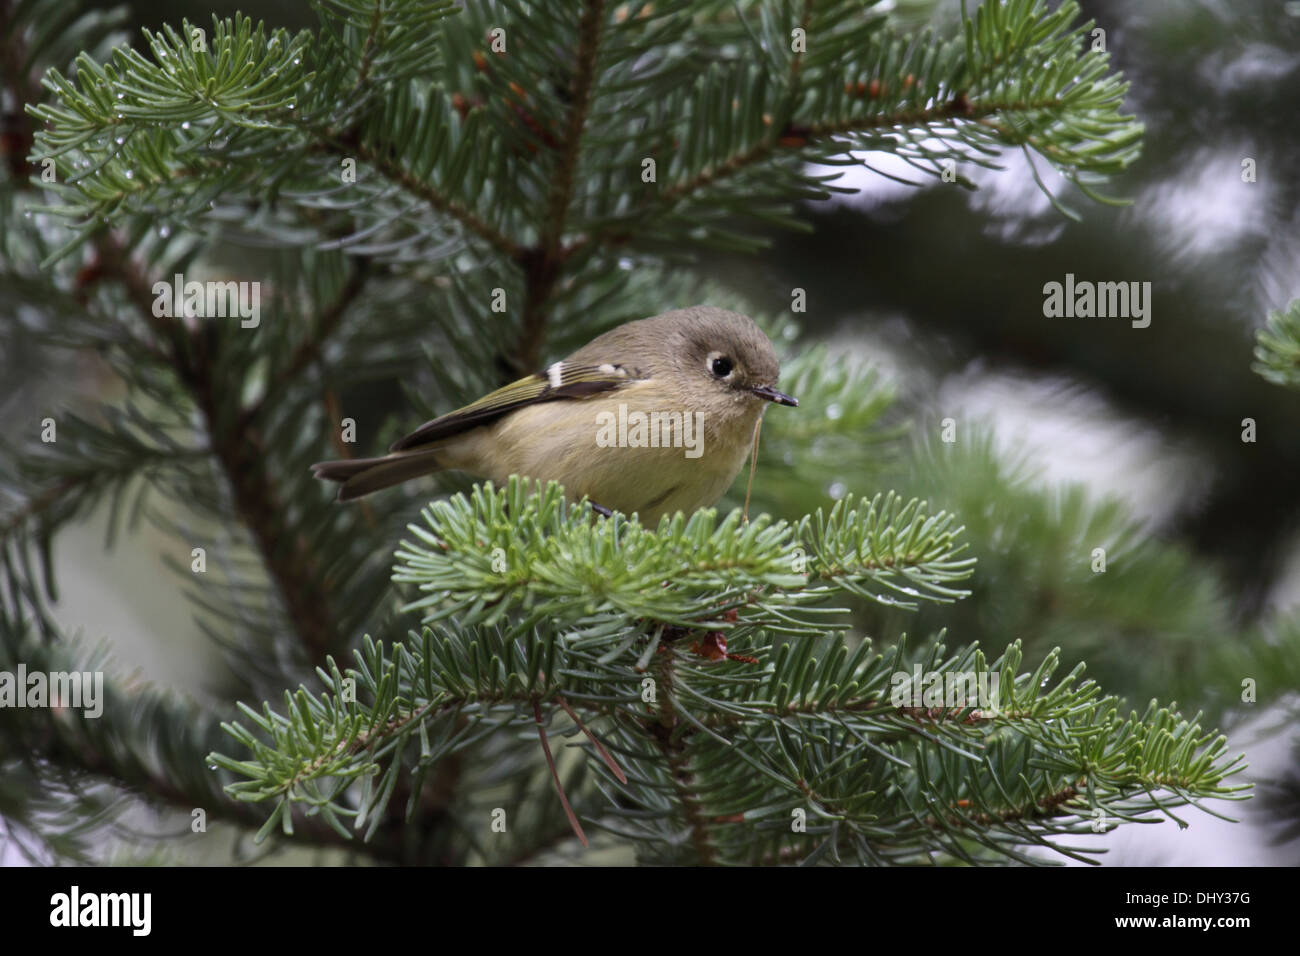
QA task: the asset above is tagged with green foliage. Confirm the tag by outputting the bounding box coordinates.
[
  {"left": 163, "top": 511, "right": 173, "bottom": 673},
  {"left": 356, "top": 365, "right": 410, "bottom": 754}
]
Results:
[
  {"left": 739, "top": 344, "right": 904, "bottom": 519},
  {"left": 871, "top": 431, "right": 1237, "bottom": 709},
  {"left": 1254, "top": 299, "right": 1300, "bottom": 391},
  {"left": 212, "top": 480, "right": 1243, "bottom": 864},
  {"left": 24, "top": 0, "right": 1141, "bottom": 263},
  {"left": 2, "top": 0, "right": 1252, "bottom": 866},
  {"left": 391, "top": 478, "right": 971, "bottom": 631}
]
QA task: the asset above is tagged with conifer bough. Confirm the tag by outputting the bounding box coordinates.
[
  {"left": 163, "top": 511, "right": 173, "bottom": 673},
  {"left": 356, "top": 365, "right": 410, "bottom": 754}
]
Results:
[
  {"left": 2, "top": 0, "right": 1246, "bottom": 865},
  {"left": 211, "top": 480, "right": 1246, "bottom": 863}
]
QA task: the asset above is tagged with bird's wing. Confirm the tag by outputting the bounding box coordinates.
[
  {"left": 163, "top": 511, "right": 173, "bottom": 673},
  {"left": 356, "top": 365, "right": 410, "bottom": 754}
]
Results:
[{"left": 389, "top": 362, "right": 637, "bottom": 451}]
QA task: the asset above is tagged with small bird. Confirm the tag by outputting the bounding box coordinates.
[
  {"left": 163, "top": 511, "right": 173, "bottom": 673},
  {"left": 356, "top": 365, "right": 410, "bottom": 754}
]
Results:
[{"left": 312, "top": 306, "right": 797, "bottom": 524}]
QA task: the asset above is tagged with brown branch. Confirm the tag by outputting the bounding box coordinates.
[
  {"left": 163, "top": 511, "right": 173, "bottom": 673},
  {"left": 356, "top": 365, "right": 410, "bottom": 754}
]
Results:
[
  {"left": 513, "top": 0, "right": 605, "bottom": 374},
  {"left": 344, "top": 135, "right": 520, "bottom": 260},
  {"left": 194, "top": 364, "right": 343, "bottom": 661},
  {"left": 645, "top": 649, "right": 719, "bottom": 864},
  {"left": 556, "top": 693, "right": 627, "bottom": 784},
  {"left": 0, "top": 0, "right": 40, "bottom": 185},
  {"left": 925, "top": 783, "right": 1083, "bottom": 830},
  {"left": 99, "top": 236, "right": 344, "bottom": 662},
  {"left": 351, "top": 2, "right": 385, "bottom": 96},
  {"left": 0, "top": 478, "right": 80, "bottom": 543},
  {"left": 534, "top": 698, "right": 588, "bottom": 847},
  {"left": 239, "top": 258, "right": 370, "bottom": 429}
]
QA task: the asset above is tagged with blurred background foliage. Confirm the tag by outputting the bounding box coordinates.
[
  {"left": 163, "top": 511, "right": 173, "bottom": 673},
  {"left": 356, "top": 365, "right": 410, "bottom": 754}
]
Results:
[{"left": 2, "top": 0, "right": 1299, "bottom": 864}]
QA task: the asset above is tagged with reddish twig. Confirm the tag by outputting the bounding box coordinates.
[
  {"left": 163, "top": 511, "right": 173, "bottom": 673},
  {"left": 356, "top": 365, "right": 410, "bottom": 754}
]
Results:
[
  {"left": 556, "top": 694, "right": 627, "bottom": 784},
  {"left": 533, "top": 698, "right": 588, "bottom": 847}
]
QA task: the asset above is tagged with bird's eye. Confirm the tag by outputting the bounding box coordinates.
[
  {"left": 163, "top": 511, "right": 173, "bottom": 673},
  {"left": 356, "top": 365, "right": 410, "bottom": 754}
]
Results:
[{"left": 710, "top": 356, "right": 733, "bottom": 377}]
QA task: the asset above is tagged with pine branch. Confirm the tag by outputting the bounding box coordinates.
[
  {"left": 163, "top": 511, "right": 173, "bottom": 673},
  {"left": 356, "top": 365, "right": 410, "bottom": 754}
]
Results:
[
  {"left": 883, "top": 428, "right": 1244, "bottom": 709},
  {"left": 512, "top": 0, "right": 607, "bottom": 373},
  {"left": 239, "top": 257, "right": 370, "bottom": 428},
  {"left": 647, "top": 646, "right": 720, "bottom": 864},
  {"left": 388, "top": 478, "right": 971, "bottom": 635},
  {"left": 0, "top": 604, "right": 464, "bottom": 863},
  {"left": 23, "top": 1, "right": 1143, "bottom": 325},
  {"left": 333, "top": 129, "right": 521, "bottom": 259},
  {"left": 211, "top": 482, "right": 1244, "bottom": 864},
  {"left": 9, "top": 0, "right": 1249, "bottom": 867},
  {"left": 1254, "top": 299, "right": 1300, "bottom": 391},
  {"left": 88, "top": 232, "right": 347, "bottom": 660},
  {"left": 210, "top": 616, "right": 1245, "bottom": 864}
]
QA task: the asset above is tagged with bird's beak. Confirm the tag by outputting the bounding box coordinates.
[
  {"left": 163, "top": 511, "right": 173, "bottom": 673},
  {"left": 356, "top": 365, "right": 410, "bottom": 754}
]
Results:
[{"left": 749, "top": 384, "right": 798, "bottom": 407}]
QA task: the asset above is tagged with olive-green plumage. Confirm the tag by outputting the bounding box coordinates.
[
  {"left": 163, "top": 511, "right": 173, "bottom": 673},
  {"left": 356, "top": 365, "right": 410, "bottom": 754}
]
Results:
[{"left": 312, "top": 306, "right": 796, "bottom": 524}]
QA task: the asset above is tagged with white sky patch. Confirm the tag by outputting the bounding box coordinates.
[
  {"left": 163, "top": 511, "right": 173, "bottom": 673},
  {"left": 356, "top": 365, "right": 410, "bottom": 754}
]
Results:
[
  {"left": 1249, "top": 218, "right": 1300, "bottom": 317},
  {"left": 1200, "top": 41, "right": 1300, "bottom": 92},
  {"left": 965, "top": 149, "right": 1070, "bottom": 246},
  {"left": 1128, "top": 147, "right": 1271, "bottom": 261},
  {"left": 802, "top": 148, "right": 941, "bottom": 209},
  {"left": 804, "top": 146, "right": 1068, "bottom": 245},
  {"left": 938, "top": 369, "right": 1212, "bottom": 526},
  {"left": 965, "top": 148, "right": 1057, "bottom": 220},
  {"left": 821, "top": 319, "right": 914, "bottom": 389},
  {"left": 1264, "top": 529, "right": 1300, "bottom": 615}
]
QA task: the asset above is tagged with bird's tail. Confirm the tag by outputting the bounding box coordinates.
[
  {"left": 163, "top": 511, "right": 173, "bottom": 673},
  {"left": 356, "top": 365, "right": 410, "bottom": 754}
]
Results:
[{"left": 312, "top": 448, "right": 446, "bottom": 501}]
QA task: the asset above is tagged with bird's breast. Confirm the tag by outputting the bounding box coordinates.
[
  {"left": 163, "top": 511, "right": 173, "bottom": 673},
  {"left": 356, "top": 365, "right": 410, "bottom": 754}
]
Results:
[{"left": 481, "top": 392, "right": 762, "bottom": 523}]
